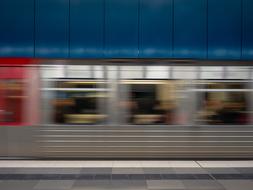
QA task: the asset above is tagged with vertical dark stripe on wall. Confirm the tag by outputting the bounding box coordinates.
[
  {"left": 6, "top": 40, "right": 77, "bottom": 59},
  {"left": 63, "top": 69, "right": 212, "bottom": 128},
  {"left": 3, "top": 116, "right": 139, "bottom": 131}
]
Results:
[
  {"left": 0, "top": 0, "right": 35, "bottom": 57},
  {"left": 34, "top": 0, "right": 37, "bottom": 57},
  {"left": 103, "top": 0, "right": 106, "bottom": 57},
  {"left": 206, "top": 0, "right": 209, "bottom": 59},
  {"left": 242, "top": 0, "right": 253, "bottom": 59},
  {"left": 105, "top": 0, "right": 139, "bottom": 58},
  {"left": 241, "top": 0, "right": 243, "bottom": 60},
  {"left": 66, "top": 0, "right": 70, "bottom": 58},
  {"left": 35, "top": 0, "right": 70, "bottom": 58},
  {"left": 208, "top": 0, "right": 242, "bottom": 59},
  {"left": 34, "top": 0, "right": 36, "bottom": 57},
  {"left": 68, "top": 0, "right": 70, "bottom": 58},
  {"left": 172, "top": 0, "right": 175, "bottom": 58},
  {"left": 139, "top": 0, "right": 173, "bottom": 58},
  {"left": 70, "top": 0, "right": 104, "bottom": 58},
  {"left": 174, "top": 0, "right": 207, "bottom": 58},
  {"left": 138, "top": 0, "right": 140, "bottom": 58}
]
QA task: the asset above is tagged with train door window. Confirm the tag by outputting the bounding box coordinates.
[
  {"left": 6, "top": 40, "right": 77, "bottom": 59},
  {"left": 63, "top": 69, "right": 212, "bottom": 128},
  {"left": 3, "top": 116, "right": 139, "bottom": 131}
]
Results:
[
  {"left": 119, "top": 80, "right": 190, "bottom": 125},
  {"left": 0, "top": 79, "right": 26, "bottom": 124},
  {"left": 195, "top": 81, "right": 250, "bottom": 125},
  {"left": 51, "top": 81, "right": 108, "bottom": 124}
]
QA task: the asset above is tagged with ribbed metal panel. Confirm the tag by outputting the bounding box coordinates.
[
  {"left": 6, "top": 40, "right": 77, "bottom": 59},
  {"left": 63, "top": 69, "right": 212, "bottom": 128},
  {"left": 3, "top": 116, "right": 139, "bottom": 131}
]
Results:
[{"left": 37, "top": 125, "right": 253, "bottom": 158}]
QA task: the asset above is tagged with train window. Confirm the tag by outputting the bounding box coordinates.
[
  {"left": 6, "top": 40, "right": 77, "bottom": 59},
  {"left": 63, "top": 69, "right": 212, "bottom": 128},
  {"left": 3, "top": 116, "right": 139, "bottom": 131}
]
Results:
[
  {"left": 119, "top": 80, "right": 190, "bottom": 125},
  {"left": 0, "top": 79, "right": 26, "bottom": 124},
  {"left": 195, "top": 81, "right": 250, "bottom": 125},
  {"left": 51, "top": 81, "right": 108, "bottom": 124}
]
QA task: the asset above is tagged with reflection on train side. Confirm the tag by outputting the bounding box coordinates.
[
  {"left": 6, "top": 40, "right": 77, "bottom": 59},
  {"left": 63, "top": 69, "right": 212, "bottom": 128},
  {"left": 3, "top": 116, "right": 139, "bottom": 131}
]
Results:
[
  {"left": 52, "top": 81, "right": 108, "bottom": 124},
  {"left": 119, "top": 80, "right": 190, "bottom": 125},
  {"left": 196, "top": 81, "right": 250, "bottom": 125}
]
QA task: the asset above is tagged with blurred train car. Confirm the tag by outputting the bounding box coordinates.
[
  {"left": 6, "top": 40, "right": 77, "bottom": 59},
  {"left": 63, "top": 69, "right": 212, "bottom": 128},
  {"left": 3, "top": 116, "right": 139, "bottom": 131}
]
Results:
[
  {"left": 37, "top": 60, "right": 253, "bottom": 159},
  {"left": 2, "top": 59, "right": 253, "bottom": 158}
]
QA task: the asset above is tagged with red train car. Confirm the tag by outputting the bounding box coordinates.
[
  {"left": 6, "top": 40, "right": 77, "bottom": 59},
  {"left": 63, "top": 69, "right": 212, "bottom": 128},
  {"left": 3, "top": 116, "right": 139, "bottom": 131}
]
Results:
[{"left": 0, "top": 58, "right": 39, "bottom": 126}]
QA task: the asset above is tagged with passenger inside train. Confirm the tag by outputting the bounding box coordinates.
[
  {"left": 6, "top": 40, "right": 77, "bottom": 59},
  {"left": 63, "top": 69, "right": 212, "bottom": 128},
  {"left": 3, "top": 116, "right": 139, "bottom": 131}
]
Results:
[
  {"left": 52, "top": 81, "right": 108, "bottom": 124},
  {"left": 122, "top": 80, "right": 187, "bottom": 125},
  {"left": 196, "top": 82, "right": 249, "bottom": 125}
]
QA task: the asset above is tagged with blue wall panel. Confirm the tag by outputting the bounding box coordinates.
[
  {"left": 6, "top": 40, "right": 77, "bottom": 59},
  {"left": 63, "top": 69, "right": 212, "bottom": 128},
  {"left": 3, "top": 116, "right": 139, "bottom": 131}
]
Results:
[
  {"left": 105, "top": 0, "right": 139, "bottom": 58},
  {"left": 242, "top": 0, "right": 253, "bottom": 59},
  {"left": 139, "top": 0, "right": 173, "bottom": 58},
  {"left": 208, "top": 0, "right": 241, "bottom": 59},
  {"left": 1, "top": 0, "right": 253, "bottom": 60},
  {"left": 35, "top": 0, "right": 69, "bottom": 58},
  {"left": 174, "top": 0, "right": 207, "bottom": 59},
  {"left": 70, "top": 0, "right": 104, "bottom": 58},
  {"left": 0, "top": 0, "right": 34, "bottom": 57}
]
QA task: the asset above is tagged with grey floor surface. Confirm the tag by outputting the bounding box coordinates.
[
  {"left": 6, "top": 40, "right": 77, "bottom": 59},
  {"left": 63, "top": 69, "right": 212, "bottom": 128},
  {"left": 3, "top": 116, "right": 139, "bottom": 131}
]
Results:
[{"left": 0, "top": 167, "right": 253, "bottom": 190}]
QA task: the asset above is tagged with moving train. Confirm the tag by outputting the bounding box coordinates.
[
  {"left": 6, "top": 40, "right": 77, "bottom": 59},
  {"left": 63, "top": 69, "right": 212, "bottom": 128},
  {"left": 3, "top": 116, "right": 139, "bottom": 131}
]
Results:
[{"left": 1, "top": 58, "right": 253, "bottom": 158}]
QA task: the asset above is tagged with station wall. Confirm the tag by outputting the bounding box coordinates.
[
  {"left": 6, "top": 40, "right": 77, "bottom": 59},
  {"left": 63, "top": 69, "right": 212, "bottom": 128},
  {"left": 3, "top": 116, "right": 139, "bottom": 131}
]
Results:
[{"left": 0, "top": 0, "right": 252, "bottom": 60}]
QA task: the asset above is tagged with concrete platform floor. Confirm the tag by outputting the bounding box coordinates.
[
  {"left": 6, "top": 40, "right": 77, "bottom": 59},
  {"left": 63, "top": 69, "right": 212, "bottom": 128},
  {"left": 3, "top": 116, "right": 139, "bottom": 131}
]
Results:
[{"left": 0, "top": 161, "right": 253, "bottom": 190}]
